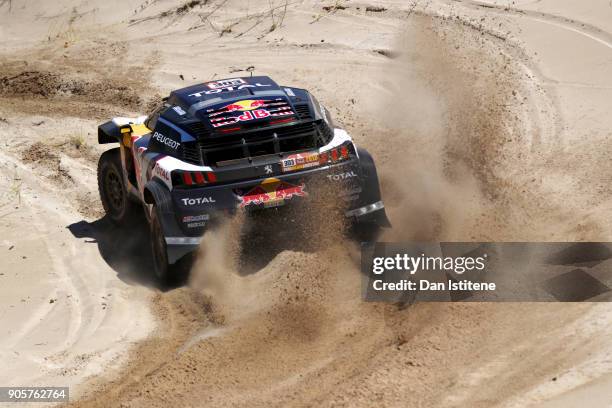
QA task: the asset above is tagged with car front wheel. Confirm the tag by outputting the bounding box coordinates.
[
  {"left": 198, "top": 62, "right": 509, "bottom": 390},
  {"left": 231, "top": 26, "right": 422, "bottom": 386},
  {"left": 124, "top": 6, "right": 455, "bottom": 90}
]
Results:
[{"left": 97, "top": 148, "right": 137, "bottom": 224}]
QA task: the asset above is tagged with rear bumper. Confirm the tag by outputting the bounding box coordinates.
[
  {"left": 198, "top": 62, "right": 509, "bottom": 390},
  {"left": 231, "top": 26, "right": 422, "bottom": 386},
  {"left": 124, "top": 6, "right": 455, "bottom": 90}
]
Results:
[
  {"left": 164, "top": 207, "right": 389, "bottom": 265},
  {"left": 160, "top": 157, "right": 388, "bottom": 263}
]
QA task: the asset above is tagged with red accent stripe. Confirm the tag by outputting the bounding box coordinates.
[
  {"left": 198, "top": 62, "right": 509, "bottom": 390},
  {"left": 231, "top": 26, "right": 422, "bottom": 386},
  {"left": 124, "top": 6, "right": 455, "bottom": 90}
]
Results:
[
  {"left": 194, "top": 172, "right": 205, "bottom": 184},
  {"left": 182, "top": 172, "right": 194, "bottom": 185},
  {"left": 331, "top": 149, "right": 338, "bottom": 161},
  {"left": 219, "top": 127, "right": 241, "bottom": 133},
  {"left": 319, "top": 152, "right": 329, "bottom": 164},
  {"left": 340, "top": 146, "right": 349, "bottom": 158},
  {"left": 206, "top": 172, "right": 217, "bottom": 183},
  {"left": 269, "top": 118, "right": 294, "bottom": 125}
]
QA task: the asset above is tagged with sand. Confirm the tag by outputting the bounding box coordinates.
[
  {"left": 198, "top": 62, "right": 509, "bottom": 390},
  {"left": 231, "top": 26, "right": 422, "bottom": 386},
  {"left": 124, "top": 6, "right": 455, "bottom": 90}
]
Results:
[{"left": 1, "top": 0, "right": 612, "bottom": 406}]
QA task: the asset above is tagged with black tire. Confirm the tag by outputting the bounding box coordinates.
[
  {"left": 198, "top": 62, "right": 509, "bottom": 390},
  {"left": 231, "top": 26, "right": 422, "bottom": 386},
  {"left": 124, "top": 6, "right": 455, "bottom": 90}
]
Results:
[
  {"left": 98, "top": 148, "right": 138, "bottom": 224},
  {"left": 150, "top": 207, "right": 171, "bottom": 285},
  {"left": 149, "top": 207, "right": 192, "bottom": 287}
]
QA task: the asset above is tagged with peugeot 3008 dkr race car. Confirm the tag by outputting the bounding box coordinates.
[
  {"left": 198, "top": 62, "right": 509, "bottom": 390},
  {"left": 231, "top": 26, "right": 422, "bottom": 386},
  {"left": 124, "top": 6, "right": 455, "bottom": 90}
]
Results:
[{"left": 97, "top": 76, "right": 390, "bottom": 283}]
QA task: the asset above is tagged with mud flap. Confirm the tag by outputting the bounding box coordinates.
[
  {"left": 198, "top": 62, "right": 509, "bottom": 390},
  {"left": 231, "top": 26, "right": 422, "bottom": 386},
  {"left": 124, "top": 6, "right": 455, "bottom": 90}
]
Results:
[
  {"left": 165, "top": 240, "right": 200, "bottom": 265},
  {"left": 351, "top": 148, "right": 391, "bottom": 228}
]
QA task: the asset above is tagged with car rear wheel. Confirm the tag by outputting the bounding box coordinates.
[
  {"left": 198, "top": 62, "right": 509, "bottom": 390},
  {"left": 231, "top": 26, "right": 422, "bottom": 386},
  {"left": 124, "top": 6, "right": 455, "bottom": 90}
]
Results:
[
  {"left": 150, "top": 207, "right": 171, "bottom": 285},
  {"left": 149, "top": 208, "right": 193, "bottom": 287},
  {"left": 97, "top": 148, "right": 137, "bottom": 224}
]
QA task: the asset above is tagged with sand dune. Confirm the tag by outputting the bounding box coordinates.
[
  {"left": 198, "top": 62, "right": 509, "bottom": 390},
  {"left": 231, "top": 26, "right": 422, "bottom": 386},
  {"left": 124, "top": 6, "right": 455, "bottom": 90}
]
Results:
[{"left": 1, "top": 0, "right": 611, "bottom": 406}]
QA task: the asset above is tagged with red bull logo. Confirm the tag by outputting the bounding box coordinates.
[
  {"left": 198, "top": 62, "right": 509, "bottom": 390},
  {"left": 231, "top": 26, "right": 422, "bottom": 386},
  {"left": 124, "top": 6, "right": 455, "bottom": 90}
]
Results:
[
  {"left": 208, "top": 98, "right": 294, "bottom": 128},
  {"left": 210, "top": 99, "right": 272, "bottom": 128},
  {"left": 239, "top": 178, "right": 307, "bottom": 208},
  {"left": 223, "top": 99, "right": 266, "bottom": 112}
]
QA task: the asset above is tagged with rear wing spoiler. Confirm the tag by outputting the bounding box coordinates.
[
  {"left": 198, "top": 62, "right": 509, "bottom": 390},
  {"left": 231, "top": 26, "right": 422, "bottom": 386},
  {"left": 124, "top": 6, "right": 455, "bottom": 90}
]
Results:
[
  {"left": 98, "top": 116, "right": 148, "bottom": 144},
  {"left": 98, "top": 121, "right": 124, "bottom": 144}
]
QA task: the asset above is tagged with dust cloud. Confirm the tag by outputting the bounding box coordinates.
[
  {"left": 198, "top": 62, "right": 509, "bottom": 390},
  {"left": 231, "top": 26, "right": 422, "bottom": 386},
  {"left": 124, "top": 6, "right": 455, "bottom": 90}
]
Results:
[{"left": 369, "top": 16, "right": 534, "bottom": 242}]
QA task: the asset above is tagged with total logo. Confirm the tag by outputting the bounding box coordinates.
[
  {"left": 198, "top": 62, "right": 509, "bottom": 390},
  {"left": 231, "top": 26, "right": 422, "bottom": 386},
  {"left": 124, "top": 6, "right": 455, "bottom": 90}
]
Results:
[
  {"left": 188, "top": 81, "right": 271, "bottom": 97},
  {"left": 181, "top": 197, "right": 217, "bottom": 206},
  {"left": 153, "top": 164, "right": 170, "bottom": 182},
  {"left": 327, "top": 171, "right": 357, "bottom": 181}
]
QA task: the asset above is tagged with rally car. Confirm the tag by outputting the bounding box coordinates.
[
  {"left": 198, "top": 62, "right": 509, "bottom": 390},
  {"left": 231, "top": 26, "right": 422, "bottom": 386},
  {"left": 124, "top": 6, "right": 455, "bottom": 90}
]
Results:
[{"left": 97, "top": 76, "right": 390, "bottom": 283}]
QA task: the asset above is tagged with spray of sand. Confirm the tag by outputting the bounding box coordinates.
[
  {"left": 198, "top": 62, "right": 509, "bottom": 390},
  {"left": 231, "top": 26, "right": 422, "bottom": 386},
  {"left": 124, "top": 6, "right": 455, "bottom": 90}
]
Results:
[
  {"left": 188, "top": 188, "right": 358, "bottom": 326},
  {"left": 365, "top": 15, "right": 536, "bottom": 242}
]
